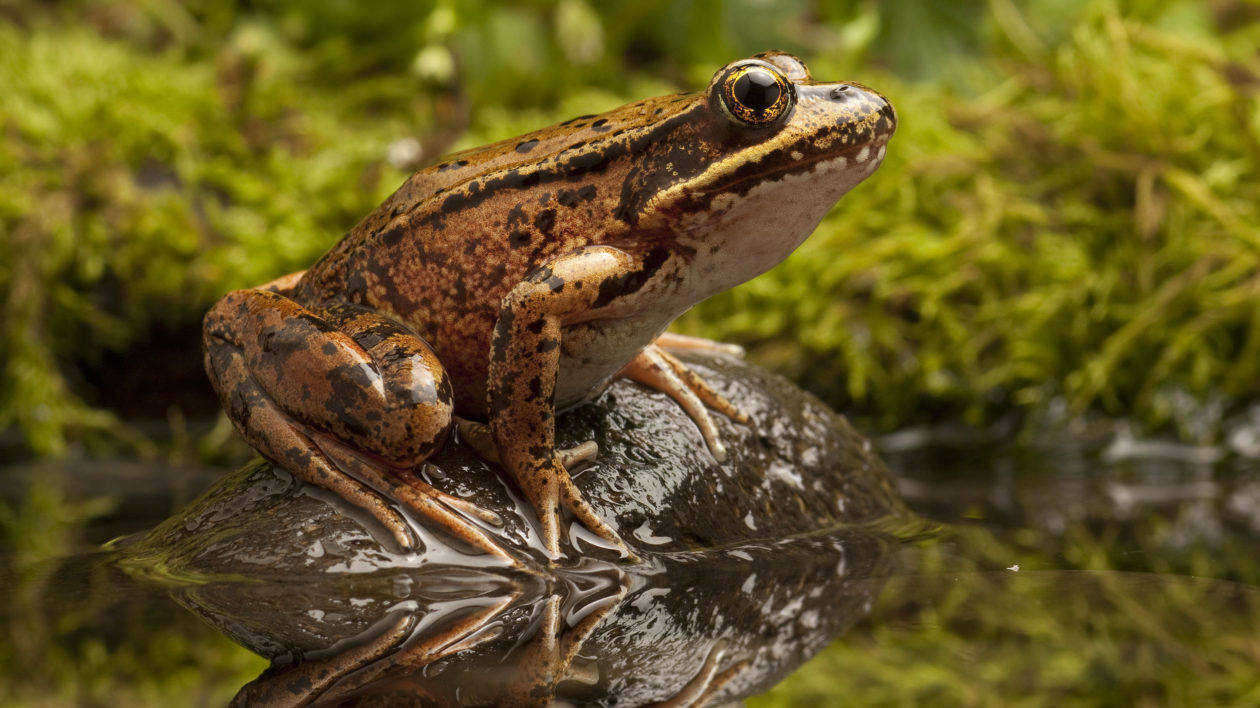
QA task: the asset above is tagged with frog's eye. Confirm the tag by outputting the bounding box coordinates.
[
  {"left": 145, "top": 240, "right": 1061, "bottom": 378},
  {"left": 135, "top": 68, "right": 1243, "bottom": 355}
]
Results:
[{"left": 713, "top": 62, "right": 794, "bottom": 126}]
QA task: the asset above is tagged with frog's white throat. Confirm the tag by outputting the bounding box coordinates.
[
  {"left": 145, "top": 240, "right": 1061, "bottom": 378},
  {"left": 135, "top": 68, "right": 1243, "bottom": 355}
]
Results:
[{"left": 677, "top": 142, "right": 887, "bottom": 302}]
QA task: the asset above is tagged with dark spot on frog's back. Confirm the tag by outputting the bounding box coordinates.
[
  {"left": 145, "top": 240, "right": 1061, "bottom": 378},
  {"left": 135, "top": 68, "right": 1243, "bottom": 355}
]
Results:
[
  {"left": 506, "top": 203, "right": 527, "bottom": 227},
  {"left": 509, "top": 230, "right": 531, "bottom": 249},
  {"left": 515, "top": 139, "right": 539, "bottom": 153},
  {"left": 534, "top": 208, "right": 556, "bottom": 235},
  {"left": 440, "top": 191, "right": 472, "bottom": 215},
  {"left": 379, "top": 224, "right": 405, "bottom": 247},
  {"left": 557, "top": 184, "right": 597, "bottom": 208}
]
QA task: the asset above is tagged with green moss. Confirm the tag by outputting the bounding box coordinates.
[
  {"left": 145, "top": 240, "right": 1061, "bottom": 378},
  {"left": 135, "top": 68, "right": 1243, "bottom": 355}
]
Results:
[{"left": 0, "top": 23, "right": 410, "bottom": 454}]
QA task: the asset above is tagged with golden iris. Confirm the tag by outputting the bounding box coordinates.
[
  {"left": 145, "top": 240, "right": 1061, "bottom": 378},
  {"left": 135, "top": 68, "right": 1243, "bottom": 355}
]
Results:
[{"left": 721, "top": 65, "right": 792, "bottom": 125}]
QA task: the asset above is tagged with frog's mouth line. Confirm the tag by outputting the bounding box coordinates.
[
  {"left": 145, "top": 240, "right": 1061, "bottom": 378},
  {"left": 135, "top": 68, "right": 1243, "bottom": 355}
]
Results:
[{"left": 699, "top": 134, "right": 892, "bottom": 199}]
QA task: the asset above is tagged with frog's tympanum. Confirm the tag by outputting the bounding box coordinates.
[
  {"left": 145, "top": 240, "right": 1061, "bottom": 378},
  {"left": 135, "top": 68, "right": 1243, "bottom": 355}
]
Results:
[{"left": 203, "top": 51, "right": 896, "bottom": 560}]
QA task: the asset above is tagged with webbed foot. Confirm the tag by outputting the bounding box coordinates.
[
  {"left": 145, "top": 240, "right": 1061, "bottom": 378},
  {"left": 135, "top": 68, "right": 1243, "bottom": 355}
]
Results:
[{"left": 621, "top": 342, "right": 749, "bottom": 463}]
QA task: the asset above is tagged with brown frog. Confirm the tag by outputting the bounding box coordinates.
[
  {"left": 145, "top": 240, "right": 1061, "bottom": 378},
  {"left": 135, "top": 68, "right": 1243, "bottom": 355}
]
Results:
[{"left": 203, "top": 51, "right": 896, "bottom": 561}]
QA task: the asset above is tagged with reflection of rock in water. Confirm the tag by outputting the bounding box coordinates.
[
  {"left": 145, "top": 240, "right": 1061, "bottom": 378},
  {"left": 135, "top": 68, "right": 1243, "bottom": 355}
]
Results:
[{"left": 125, "top": 353, "right": 912, "bottom": 706}]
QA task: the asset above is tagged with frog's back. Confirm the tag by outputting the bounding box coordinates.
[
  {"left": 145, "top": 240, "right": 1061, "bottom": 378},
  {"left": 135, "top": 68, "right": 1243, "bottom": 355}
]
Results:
[{"left": 302, "top": 93, "right": 706, "bottom": 303}]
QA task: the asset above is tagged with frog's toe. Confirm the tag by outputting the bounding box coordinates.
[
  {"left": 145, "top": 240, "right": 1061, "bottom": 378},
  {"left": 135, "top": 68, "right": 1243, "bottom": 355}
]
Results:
[
  {"left": 557, "top": 478, "right": 637, "bottom": 562},
  {"left": 621, "top": 344, "right": 747, "bottom": 462},
  {"left": 456, "top": 418, "right": 599, "bottom": 474},
  {"left": 654, "top": 331, "right": 746, "bottom": 358},
  {"left": 454, "top": 417, "right": 500, "bottom": 462},
  {"left": 558, "top": 440, "right": 599, "bottom": 468}
]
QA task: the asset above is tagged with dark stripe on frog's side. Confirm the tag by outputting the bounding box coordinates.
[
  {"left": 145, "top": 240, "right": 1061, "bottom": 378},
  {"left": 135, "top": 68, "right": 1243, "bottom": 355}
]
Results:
[{"left": 414, "top": 101, "right": 707, "bottom": 231}]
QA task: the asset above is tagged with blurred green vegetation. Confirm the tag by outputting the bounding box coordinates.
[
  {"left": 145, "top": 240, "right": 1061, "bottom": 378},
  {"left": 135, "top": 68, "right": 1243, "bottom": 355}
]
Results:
[{"left": 3, "top": 0, "right": 1259, "bottom": 455}]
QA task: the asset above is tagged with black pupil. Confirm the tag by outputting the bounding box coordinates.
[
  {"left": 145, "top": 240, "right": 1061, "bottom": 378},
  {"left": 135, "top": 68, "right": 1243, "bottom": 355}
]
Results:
[{"left": 732, "top": 69, "right": 780, "bottom": 111}]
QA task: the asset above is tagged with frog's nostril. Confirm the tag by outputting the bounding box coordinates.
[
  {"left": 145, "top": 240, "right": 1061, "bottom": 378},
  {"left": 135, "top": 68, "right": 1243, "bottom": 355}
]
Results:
[{"left": 829, "top": 85, "right": 850, "bottom": 100}]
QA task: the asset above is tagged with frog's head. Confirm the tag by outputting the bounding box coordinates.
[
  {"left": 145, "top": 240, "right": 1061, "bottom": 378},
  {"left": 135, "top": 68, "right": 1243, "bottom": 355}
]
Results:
[{"left": 633, "top": 51, "right": 896, "bottom": 295}]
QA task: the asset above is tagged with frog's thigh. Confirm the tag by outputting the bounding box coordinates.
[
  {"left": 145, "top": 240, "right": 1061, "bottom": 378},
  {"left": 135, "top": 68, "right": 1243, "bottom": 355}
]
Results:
[{"left": 204, "top": 290, "right": 453, "bottom": 467}]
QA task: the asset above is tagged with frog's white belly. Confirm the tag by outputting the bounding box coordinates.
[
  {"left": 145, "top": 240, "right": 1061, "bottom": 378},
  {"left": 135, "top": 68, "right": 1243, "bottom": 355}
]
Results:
[{"left": 555, "top": 311, "right": 678, "bottom": 408}]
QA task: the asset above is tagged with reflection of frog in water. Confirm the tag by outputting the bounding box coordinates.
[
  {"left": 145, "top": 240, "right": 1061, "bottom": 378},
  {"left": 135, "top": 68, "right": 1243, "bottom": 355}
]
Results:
[{"left": 203, "top": 51, "right": 896, "bottom": 560}]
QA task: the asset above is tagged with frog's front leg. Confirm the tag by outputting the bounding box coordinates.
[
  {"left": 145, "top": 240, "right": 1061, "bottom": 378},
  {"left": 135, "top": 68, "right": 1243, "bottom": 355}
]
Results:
[
  {"left": 204, "top": 289, "right": 471, "bottom": 553},
  {"left": 488, "top": 245, "right": 645, "bottom": 561}
]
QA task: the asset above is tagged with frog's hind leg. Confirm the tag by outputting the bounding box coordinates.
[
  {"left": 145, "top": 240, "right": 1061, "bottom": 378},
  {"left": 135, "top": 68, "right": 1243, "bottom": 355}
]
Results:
[
  {"left": 204, "top": 316, "right": 414, "bottom": 548},
  {"left": 620, "top": 344, "right": 749, "bottom": 463},
  {"left": 203, "top": 289, "right": 462, "bottom": 554}
]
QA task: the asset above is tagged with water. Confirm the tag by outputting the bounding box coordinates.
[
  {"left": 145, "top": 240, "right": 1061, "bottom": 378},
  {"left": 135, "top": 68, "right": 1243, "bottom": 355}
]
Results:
[
  {"left": 1, "top": 426, "right": 1258, "bottom": 706},
  {"left": 755, "top": 426, "right": 1260, "bottom": 706}
]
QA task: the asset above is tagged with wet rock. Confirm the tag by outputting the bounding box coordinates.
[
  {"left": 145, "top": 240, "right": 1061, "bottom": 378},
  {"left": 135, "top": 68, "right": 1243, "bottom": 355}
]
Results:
[{"left": 124, "top": 352, "right": 913, "bottom": 706}]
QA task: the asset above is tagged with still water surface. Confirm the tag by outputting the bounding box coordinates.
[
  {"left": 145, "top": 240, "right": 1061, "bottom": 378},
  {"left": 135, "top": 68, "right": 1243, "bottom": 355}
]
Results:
[{"left": 1, "top": 425, "right": 1257, "bottom": 706}]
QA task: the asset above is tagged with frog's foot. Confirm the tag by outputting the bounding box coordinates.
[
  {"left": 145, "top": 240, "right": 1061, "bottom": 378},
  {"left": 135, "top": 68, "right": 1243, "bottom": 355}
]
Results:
[
  {"left": 555, "top": 457, "right": 638, "bottom": 561},
  {"left": 498, "top": 571, "right": 629, "bottom": 706},
  {"left": 455, "top": 417, "right": 599, "bottom": 468},
  {"left": 233, "top": 584, "right": 520, "bottom": 707},
  {"left": 654, "top": 331, "right": 746, "bottom": 358},
  {"left": 204, "top": 339, "right": 418, "bottom": 551},
  {"left": 456, "top": 417, "right": 615, "bottom": 560},
  {"left": 312, "top": 434, "right": 516, "bottom": 565},
  {"left": 621, "top": 344, "right": 750, "bottom": 463},
  {"left": 509, "top": 453, "right": 636, "bottom": 562},
  {"left": 647, "top": 639, "right": 751, "bottom": 708}
]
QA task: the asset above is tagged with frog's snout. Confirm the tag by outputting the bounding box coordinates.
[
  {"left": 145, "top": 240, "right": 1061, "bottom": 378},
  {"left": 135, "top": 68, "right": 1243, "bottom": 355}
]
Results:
[{"left": 821, "top": 81, "right": 896, "bottom": 140}]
